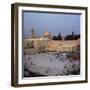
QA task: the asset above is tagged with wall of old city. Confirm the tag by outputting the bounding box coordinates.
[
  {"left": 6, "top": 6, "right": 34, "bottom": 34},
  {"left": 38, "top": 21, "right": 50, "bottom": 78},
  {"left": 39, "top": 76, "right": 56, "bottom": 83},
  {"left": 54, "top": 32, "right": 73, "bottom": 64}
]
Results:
[
  {"left": 24, "top": 38, "right": 80, "bottom": 53},
  {"left": 45, "top": 40, "right": 80, "bottom": 52}
]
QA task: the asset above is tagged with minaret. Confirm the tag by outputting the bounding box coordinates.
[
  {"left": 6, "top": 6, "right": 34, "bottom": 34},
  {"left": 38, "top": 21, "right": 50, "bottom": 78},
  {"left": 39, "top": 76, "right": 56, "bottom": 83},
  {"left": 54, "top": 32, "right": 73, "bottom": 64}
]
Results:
[{"left": 31, "top": 27, "right": 36, "bottom": 38}]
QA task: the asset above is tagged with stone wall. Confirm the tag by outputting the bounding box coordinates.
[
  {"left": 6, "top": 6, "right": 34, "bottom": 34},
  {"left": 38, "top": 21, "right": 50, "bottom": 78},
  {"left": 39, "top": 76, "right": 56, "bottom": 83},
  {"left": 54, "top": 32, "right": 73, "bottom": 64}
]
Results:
[
  {"left": 45, "top": 40, "right": 80, "bottom": 52},
  {"left": 24, "top": 38, "right": 80, "bottom": 53}
]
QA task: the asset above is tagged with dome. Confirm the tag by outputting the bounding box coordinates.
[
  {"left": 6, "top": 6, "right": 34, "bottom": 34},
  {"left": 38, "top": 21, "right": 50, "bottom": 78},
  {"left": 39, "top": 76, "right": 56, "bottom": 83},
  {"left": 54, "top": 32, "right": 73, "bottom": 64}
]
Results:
[
  {"left": 44, "top": 32, "right": 49, "bottom": 35},
  {"left": 43, "top": 32, "right": 51, "bottom": 38}
]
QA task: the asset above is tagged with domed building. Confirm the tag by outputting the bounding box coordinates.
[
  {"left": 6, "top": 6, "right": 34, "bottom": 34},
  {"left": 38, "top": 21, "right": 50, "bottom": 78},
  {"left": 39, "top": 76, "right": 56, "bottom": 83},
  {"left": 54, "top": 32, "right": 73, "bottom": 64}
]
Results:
[{"left": 43, "top": 32, "right": 51, "bottom": 38}]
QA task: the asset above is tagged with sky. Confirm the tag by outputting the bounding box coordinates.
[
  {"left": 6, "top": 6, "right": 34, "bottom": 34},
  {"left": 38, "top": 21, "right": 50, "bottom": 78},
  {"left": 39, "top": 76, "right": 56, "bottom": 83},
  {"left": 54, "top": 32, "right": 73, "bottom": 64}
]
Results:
[{"left": 23, "top": 11, "right": 80, "bottom": 38}]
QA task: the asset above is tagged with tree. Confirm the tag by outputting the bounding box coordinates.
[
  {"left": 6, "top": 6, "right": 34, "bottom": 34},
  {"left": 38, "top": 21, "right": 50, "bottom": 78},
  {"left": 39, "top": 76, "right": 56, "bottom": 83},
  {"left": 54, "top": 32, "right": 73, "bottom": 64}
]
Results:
[
  {"left": 72, "top": 31, "right": 74, "bottom": 36},
  {"left": 52, "top": 32, "right": 62, "bottom": 40},
  {"left": 58, "top": 33, "right": 62, "bottom": 40},
  {"left": 64, "top": 32, "right": 80, "bottom": 40}
]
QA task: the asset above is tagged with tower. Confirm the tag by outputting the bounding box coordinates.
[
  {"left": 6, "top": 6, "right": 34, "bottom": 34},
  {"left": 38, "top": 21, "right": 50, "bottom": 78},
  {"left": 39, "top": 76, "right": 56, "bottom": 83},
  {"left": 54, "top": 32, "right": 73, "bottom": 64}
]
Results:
[{"left": 31, "top": 27, "right": 36, "bottom": 38}]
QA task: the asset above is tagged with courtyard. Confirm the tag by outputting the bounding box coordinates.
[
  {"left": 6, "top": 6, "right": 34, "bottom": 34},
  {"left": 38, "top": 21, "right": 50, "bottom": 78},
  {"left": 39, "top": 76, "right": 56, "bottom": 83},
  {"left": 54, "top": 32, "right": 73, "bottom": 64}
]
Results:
[{"left": 24, "top": 52, "right": 80, "bottom": 77}]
